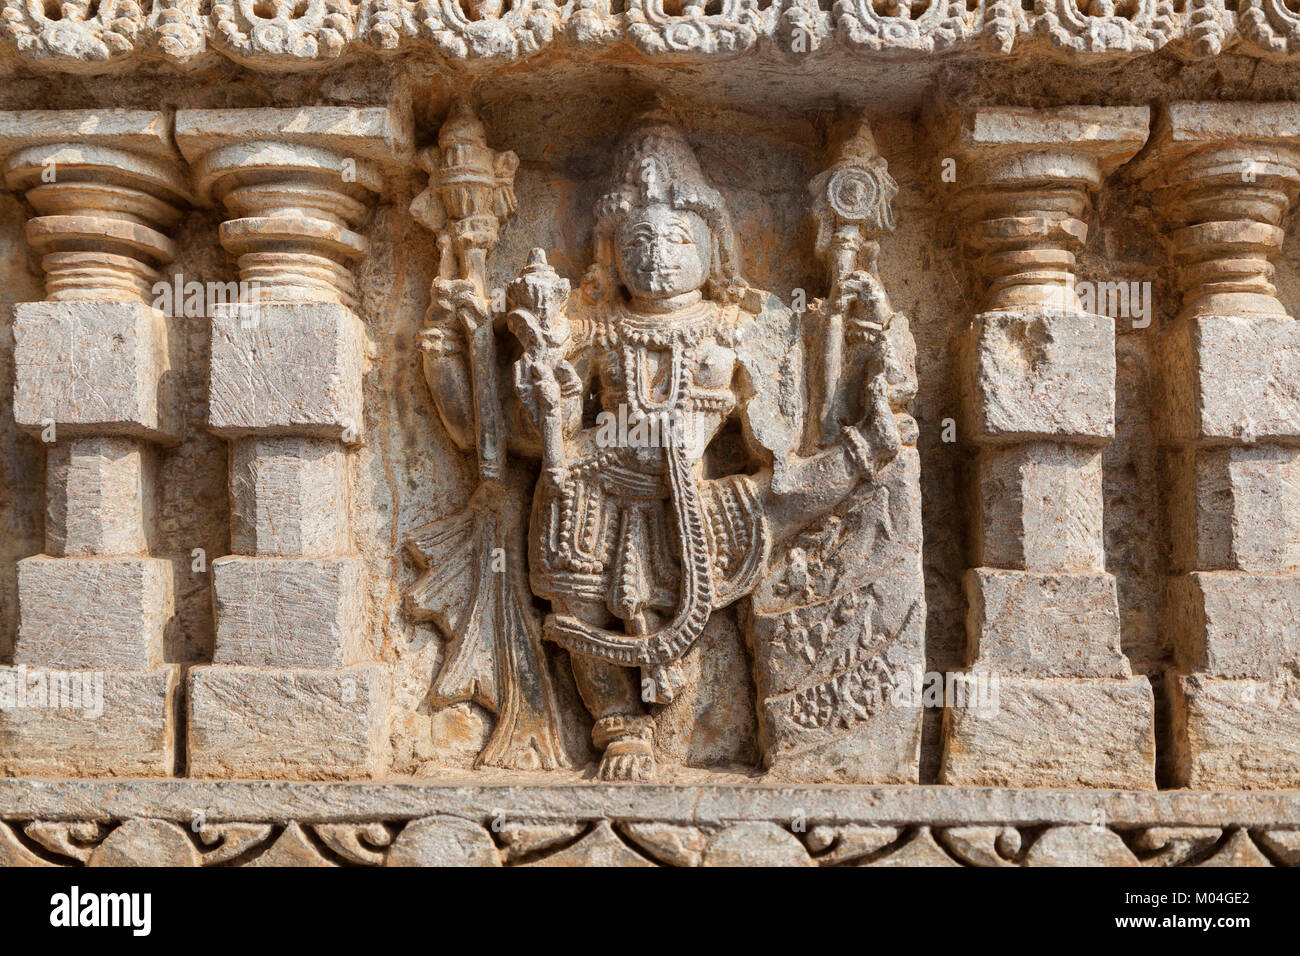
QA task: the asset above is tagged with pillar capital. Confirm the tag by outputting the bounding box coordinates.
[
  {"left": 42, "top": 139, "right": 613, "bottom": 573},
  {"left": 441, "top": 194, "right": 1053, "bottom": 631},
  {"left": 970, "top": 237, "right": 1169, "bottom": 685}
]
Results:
[
  {"left": 1135, "top": 101, "right": 1300, "bottom": 321},
  {"left": 0, "top": 109, "right": 190, "bottom": 303},
  {"left": 945, "top": 105, "right": 1150, "bottom": 314},
  {"left": 175, "top": 106, "right": 413, "bottom": 309}
]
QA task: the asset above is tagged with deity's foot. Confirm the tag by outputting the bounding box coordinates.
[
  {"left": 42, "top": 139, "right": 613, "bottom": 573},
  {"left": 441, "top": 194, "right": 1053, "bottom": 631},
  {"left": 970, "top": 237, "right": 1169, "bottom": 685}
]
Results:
[
  {"left": 598, "top": 741, "right": 654, "bottom": 781},
  {"left": 593, "top": 714, "right": 655, "bottom": 782}
]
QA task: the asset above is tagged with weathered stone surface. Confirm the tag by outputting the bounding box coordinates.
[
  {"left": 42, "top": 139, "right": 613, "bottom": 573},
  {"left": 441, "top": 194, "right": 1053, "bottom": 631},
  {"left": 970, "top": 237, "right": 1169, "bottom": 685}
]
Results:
[
  {"left": 1170, "top": 572, "right": 1300, "bottom": 679},
  {"left": 0, "top": 666, "right": 178, "bottom": 777},
  {"left": 700, "top": 823, "right": 813, "bottom": 867},
  {"left": 1161, "top": 314, "right": 1300, "bottom": 444},
  {"left": 229, "top": 438, "right": 349, "bottom": 557},
  {"left": 211, "top": 556, "right": 365, "bottom": 667},
  {"left": 13, "top": 300, "right": 175, "bottom": 442},
  {"left": 942, "top": 677, "right": 1157, "bottom": 790},
  {"left": 964, "top": 570, "right": 1128, "bottom": 679},
  {"left": 974, "top": 443, "right": 1104, "bottom": 572},
  {"left": 1169, "top": 444, "right": 1300, "bottom": 573},
  {"left": 207, "top": 302, "right": 364, "bottom": 441},
  {"left": 525, "top": 821, "right": 653, "bottom": 867},
  {"left": 1022, "top": 826, "right": 1139, "bottom": 867},
  {"left": 44, "top": 437, "right": 152, "bottom": 557},
  {"left": 87, "top": 819, "right": 200, "bottom": 867},
  {"left": 386, "top": 816, "right": 500, "bottom": 867},
  {"left": 187, "top": 664, "right": 389, "bottom": 780},
  {"left": 14, "top": 556, "right": 172, "bottom": 670},
  {"left": 174, "top": 107, "right": 414, "bottom": 178},
  {"left": 866, "top": 827, "right": 960, "bottom": 867},
  {"left": 965, "top": 311, "right": 1116, "bottom": 443},
  {"left": 246, "top": 823, "right": 336, "bottom": 867},
  {"left": 1172, "top": 675, "right": 1300, "bottom": 789}
]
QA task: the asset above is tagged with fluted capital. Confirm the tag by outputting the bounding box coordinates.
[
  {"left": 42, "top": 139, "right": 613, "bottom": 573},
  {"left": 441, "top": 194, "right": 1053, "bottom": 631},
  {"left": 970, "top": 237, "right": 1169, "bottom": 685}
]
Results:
[
  {"left": 175, "top": 106, "right": 414, "bottom": 309},
  {"left": 0, "top": 110, "right": 191, "bottom": 303},
  {"left": 944, "top": 106, "right": 1150, "bottom": 314}
]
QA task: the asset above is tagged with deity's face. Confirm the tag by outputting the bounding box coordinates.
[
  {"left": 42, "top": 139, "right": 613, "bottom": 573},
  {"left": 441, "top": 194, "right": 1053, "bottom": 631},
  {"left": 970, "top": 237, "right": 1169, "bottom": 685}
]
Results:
[{"left": 615, "top": 203, "right": 712, "bottom": 305}]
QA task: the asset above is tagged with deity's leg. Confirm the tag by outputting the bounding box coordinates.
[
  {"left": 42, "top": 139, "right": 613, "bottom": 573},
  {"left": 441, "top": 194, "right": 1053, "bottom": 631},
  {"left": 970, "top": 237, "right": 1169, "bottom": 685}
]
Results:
[{"left": 556, "top": 598, "right": 655, "bottom": 781}]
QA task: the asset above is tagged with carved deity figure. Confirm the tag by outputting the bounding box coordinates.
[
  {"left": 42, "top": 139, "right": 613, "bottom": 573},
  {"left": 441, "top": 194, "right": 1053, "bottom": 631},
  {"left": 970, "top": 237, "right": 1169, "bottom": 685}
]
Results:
[{"left": 412, "top": 110, "right": 908, "bottom": 781}]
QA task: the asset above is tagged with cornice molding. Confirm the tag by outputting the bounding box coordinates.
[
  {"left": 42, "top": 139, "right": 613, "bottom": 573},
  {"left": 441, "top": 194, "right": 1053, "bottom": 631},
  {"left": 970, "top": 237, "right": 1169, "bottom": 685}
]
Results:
[{"left": 0, "top": 0, "right": 1287, "bottom": 75}]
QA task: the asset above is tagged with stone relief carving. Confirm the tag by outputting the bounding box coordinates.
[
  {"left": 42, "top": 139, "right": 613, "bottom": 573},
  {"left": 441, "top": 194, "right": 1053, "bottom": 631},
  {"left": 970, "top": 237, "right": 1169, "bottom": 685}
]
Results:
[
  {"left": 0, "top": 0, "right": 1286, "bottom": 71},
  {"left": 147, "top": 0, "right": 206, "bottom": 61},
  {"left": 212, "top": 0, "right": 357, "bottom": 64},
  {"left": 1, "top": 0, "right": 144, "bottom": 66},
  {"left": 2, "top": 783, "right": 1299, "bottom": 866},
  {"left": 1035, "top": 0, "right": 1180, "bottom": 54},
  {"left": 4, "top": 0, "right": 1300, "bottom": 870},
  {"left": 406, "top": 101, "right": 567, "bottom": 771},
  {"left": 623, "top": 0, "right": 764, "bottom": 57},
  {"left": 417, "top": 0, "right": 560, "bottom": 60},
  {"left": 406, "top": 103, "right": 917, "bottom": 781},
  {"left": 834, "top": 0, "right": 975, "bottom": 55}
]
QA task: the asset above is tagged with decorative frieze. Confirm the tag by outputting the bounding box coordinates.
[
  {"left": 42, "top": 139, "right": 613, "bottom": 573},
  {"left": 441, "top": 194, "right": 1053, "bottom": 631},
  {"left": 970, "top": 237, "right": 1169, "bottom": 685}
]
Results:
[
  {"left": 0, "top": 0, "right": 1275, "bottom": 74},
  {"left": 0, "top": 780, "right": 1297, "bottom": 866}
]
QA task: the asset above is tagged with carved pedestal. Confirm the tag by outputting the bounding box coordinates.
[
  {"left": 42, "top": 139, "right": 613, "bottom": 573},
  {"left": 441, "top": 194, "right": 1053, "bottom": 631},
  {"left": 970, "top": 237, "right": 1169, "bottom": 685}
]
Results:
[
  {"left": 0, "top": 110, "right": 187, "bottom": 776},
  {"left": 939, "top": 106, "right": 1157, "bottom": 789},
  {"left": 175, "top": 107, "right": 411, "bottom": 779},
  {"left": 1138, "top": 102, "right": 1300, "bottom": 788}
]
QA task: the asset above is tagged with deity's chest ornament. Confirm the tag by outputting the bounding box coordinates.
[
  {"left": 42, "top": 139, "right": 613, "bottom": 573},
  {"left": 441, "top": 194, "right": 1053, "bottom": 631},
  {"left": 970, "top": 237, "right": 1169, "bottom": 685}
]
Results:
[{"left": 607, "top": 302, "right": 736, "bottom": 420}]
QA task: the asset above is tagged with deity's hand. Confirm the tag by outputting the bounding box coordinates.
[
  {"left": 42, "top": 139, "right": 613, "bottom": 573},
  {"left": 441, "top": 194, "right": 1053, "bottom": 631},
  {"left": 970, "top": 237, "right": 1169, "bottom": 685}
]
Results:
[
  {"left": 518, "top": 355, "right": 563, "bottom": 410},
  {"left": 432, "top": 277, "right": 492, "bottom": 336},
  {"left": 858, "top": 373, "right": 902, "bottom": 469},
  {"left": 835, "top": 268, "right": 893, "bottom": 339}
]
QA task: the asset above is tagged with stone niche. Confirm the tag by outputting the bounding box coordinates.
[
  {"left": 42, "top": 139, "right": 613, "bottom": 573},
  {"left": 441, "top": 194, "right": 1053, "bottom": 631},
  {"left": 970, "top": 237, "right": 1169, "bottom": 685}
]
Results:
[{"left": 1, "top": 3, "right": 1300, "bottom": 867}]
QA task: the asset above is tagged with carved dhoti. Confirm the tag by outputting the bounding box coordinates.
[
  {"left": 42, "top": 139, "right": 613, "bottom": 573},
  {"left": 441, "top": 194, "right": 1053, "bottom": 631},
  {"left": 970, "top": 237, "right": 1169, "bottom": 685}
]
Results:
[{"left": 531, "top": 449, "right": 771, "bottom": 668}]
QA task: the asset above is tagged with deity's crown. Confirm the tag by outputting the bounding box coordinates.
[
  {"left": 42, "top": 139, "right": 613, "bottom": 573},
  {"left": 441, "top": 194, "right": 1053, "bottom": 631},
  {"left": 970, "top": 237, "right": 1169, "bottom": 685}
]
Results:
[
  {"left": 596, "top": 111, "right": 734, "bottom": 249},
  {"left": 610, "top": 111, "right": 711, "bottom": 206}
]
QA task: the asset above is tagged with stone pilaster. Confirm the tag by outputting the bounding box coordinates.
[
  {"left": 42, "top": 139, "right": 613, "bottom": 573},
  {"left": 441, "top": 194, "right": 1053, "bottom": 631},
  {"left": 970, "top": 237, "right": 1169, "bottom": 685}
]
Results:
[
  {"left": 175, "top": 107, "right": 412, "bottom": 779},
  {"left": 1137, "top": 102, "right": 1300, "bottom": 789},
  {"left": 939, "top": 106, "right": 1157, "bottom": 789},
  {"left": 0, "top": 110, "right": 188, "bottom": 776}
]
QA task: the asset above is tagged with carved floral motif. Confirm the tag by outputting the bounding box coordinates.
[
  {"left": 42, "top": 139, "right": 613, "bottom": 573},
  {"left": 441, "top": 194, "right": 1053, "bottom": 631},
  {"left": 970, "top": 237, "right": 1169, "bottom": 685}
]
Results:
[
  {"left": 623, "top": 0, "right": 764, "bottom": 57},
  {"left": 0, "top": 0, "right": 144, "bottom": 67},
  {"left": 416, "top": 0, "right": 560, "bottom": 60},
  {"left": 834, "top": 0, "right": 975, "bottom": 54},
  {"left": 0, "top": 0, "right": 1262, "bottom": 68},
  {"left": 1035, "top": 0, "right": 1180, "bottom": 54},
  {"left": 3, "top": 813, "right": 1296, "bottom": 866},
  {"left": 211, "top": 0, "right": 357, "bottom": 64}
]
